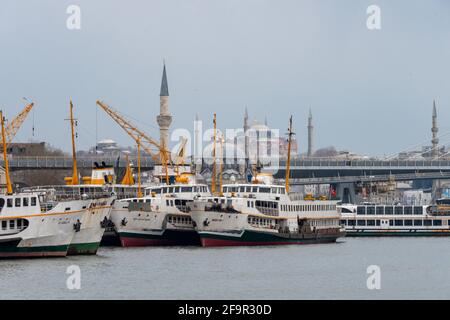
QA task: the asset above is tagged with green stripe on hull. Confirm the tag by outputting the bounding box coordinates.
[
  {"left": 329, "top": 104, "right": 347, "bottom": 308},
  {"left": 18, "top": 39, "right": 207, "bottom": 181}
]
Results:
[
  {"left": 68, "top": 242, "right": 100, "bottom": 255},
  {"left": 0, "top": 245, "right": 68, "bottom": 253},
  {"left": 200, "top": 230, "right": 339, "bottom": 244}
]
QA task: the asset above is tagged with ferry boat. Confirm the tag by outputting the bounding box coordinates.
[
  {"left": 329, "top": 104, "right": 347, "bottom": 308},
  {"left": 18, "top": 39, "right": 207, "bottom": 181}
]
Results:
[
  {"left": 339, "top": 202, "right": 450, "bottom": 236},
  {"left": 111, "top": 172, "right": 211, "bottom": 246},
  {"left": 0, "top": 191, "right": 85, "bottom": 258},
  {"left": 0, "top": 109, "right": 84, "bottom": 258},
  {"left": 188, "top": 173, "right": 345, "bottom": 247}
]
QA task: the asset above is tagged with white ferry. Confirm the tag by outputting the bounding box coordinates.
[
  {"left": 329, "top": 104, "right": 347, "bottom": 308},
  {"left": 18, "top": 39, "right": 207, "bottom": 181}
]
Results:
[
  {"left": 339, "top": 201, "right": 450, "bottom": 236},
  {"left": 111, "top": 173, "right": 211, "bottom": 246},
  {"left": 188, "top": 173, "right": 345, "bottom": 247},
  {"left": 0, "top": 192, "right": 85, "bottom": 258}
]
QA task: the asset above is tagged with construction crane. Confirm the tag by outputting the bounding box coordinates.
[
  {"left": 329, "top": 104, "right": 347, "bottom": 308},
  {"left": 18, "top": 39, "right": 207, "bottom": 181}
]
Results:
[
  {"left": 0, "top": 102, "right": 35, "bottom": 145},
  {"left": 96, "top": 100, "right": 171, "bottom": 184}
]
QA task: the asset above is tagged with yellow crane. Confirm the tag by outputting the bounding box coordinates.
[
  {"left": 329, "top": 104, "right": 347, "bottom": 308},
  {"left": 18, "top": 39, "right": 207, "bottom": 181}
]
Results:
[
  {"left": 65, "top": 100, "right": 79, "bottom": 185},
  {"left": 96, "top": 100, "right": 171, "bottom": 184},
  {"left": 0, "top": 102, "right": 35, "bottom": 146},
  {"left": 1, "top": 111, "right": 13, "bottom": 195}
]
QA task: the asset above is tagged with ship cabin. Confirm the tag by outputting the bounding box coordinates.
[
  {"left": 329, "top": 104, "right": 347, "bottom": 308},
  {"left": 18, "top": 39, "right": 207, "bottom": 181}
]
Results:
[
  {"left": 0, "top": 193, "right": 42, "bottom": 236},
  {"left": 143, "top": 184, "right": 210, "bottom": 199}
]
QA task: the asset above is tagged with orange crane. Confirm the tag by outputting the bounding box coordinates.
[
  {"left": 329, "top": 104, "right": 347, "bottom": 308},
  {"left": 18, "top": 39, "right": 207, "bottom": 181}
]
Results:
[
  {"left": 96, "top": 100, "right": 171, "bottom": 184},
  {"left": 0, "top": 102, "right": 35, "bottom": 146}
]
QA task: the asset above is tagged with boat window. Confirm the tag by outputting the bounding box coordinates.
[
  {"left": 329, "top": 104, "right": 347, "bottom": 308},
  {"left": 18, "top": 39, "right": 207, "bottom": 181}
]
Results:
[
  {"left": 17, "top": 219, "right": 22, "bottom": 229},
  {"left": 154, "top": 188, "right": 161, "bottom": 194},
  {"left": 357, "top": 220, "right": 366, "bottom": 226},
  {"left": 367, "top": 206, "right": 375, "bottom": 215},
  {"left": 174, "top": 187, "right": 180, "bottom": 193},
  {"left": 357, "top": 206, "right": 366, "bottom": 215},
  {"left": 15, "top": 198, "right": 21, "bottom": 207},
  {"left": 424, "top": 220, "right": 432, "bottom": 226},
  {"left": 385, "top": 206, "right": 393, "bottom": 215},
  {"left": 259, "top": 187, "right": 270, "bottom": 193},
  {"left": 347, "top": 220, "right": 355, "bottom": 226},
  {"left": 23, "top": 198, "right": 29, "bottom": 207},
  {"left": 413, "top": 207, "right": 423, "bottom": 215},
  {"left": 376, "top": 206, "right": 384, "bottom": 215},
  {"left": 146, "top": 199, "right": 151, "bottom": 203},
  {"left": 168, "top": 187, "right": 174, "bottom": 193},
  {"left": 404, "top": 220, "right": 413, "bottom": 226},
  {"left": 394, "top": 220, "right": 403, "bottom": 226},
  {"left": 280, "top": 188, "right": 285, "bottom": 194},
  {"left": 367, "top": 220, "right": 375, "bottom": 226},
  {"left": 238, "top": 186, "right": 244, "bottom": 192},
  {"left": 414, "top": 220, "right": 423, "bottom": 226},
  {"left": 375, "top": 220, "right": 380, "bottom": 226},
  {"left": 404, "top": 206, "right": 412, "bottom": 215},
  {"left": 0, "top": 198, "right": 4, "bottom": 209},
  {"left": 166, "top": 200, "right": 170, "bottom": 206},
  {"left": 433, "top": 220, "right": 442, "bottom": 226},
  {"left": 271, "top": 188, "right": 277, "bottom": 194},
  {"left": 394, "top": 207, "right": 403, "bottom": 215},
  {"left": 9, "top": 220, "right": 15, "bottom": 229},
  {"left": 1, "top": 220, "right": 6, "bottom": 230},
  {"left": 252, "top": 186, "right": 258, "bottom": 193},
  {"left": 181, "top": 187, "right": 192, "bottom": 192}
]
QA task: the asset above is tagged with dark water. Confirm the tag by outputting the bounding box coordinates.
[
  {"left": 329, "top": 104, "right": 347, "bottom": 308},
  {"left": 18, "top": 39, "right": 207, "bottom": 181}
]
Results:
[{"left": 1, "top": 238, "right": 449, "bottom": 299}]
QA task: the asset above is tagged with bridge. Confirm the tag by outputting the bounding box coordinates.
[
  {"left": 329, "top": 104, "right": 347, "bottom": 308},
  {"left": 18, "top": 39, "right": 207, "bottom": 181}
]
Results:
[{"left": 5, "top": 156, "right": 450, "bottom": 176}]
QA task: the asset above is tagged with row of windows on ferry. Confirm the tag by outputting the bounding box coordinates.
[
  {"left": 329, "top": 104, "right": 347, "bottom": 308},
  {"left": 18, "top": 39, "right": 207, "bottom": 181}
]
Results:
[
  {"left": 223, "top": 186, "right": 286, "bottom": 194},
  {"left": 341, "top": 219, "right": 446, "bottom": 227},
  {"left": 349, "top": 206, "right": 424, "bottom": 215},
  {"left": 1, "top": 219, "right": 29, "bottom": 231},
  {"left": 279, "top": 203, "right": 336, "bottom": 212},
  {"left": 0, "top": 197, "right": 37, "bottom": 209},
  {"left": 145, "top": 186, "right": 208, "bottom": 196},
  {"left": 248, "top": 217, "right": 339, "bottom": 227}
]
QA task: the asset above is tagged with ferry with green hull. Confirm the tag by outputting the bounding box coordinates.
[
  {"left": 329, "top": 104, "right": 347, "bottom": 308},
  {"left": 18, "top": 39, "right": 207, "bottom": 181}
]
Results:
[{"left": 189, "top": 172, "right": 345, "bottom": 247}]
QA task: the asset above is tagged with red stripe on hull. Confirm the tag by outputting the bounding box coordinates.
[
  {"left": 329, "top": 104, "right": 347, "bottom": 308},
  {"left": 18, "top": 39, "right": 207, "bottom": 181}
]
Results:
[
  {"left": 0, "top": 251, "right": 67, "bottom": 258},
  {"left": 120, "top": 237, "right": 179, "bottom": 247}
]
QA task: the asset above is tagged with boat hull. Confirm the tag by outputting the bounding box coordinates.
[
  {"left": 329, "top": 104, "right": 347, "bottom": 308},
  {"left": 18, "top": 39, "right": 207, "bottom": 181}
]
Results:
[
  {"left": 197, "top": 229, "right": 343, "bottom": 247},
  {"left": 0, "top": 239, "right": 69, "bottom": 258},
  {"left": 68, "top": 199, "right": 114, "bottom": 255},
  {"left": 345, "top": 229, "right": 450, "bottom": 237},
  {"left": 118, "top": 229, "right": 200, "bottom": 247}
]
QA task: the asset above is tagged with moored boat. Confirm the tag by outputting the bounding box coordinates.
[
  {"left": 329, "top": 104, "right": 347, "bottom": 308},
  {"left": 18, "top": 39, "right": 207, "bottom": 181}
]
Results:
[
  {"left": 189, "top": 173, "right": 345, "bottom": 247},
  {"left": 112, "top": 172, "right": 211, "bottom": 246}
]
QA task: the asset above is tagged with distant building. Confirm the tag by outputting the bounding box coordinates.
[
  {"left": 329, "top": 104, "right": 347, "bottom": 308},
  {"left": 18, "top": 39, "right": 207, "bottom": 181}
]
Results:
[{"left": 6, "top": 142, "right": 46, "bottom": 156}]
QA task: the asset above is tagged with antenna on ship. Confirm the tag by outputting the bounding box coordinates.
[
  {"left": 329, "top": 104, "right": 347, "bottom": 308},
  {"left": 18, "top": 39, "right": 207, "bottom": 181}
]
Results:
[
  {"left": 0, "top": 110, "right": 13, "bottom": 195},
  {"left": 285, "top": 115, "right": 295, "bottom": 193}
]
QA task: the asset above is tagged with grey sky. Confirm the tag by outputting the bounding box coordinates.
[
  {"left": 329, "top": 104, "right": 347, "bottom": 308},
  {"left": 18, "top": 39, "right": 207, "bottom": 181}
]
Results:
[{"left": 1, "top": 0, "right": 449, "bottom": 156}]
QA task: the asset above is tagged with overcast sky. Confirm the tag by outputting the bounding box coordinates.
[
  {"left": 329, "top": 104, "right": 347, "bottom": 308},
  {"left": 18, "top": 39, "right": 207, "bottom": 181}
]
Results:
[{"left": 1, "top": 0, "right": 449, "bottom": 156}]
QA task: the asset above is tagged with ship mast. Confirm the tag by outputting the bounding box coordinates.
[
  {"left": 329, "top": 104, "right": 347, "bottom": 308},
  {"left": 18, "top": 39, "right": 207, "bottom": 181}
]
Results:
[
  {"left": 137, "top": 136, "right": 143, "bottom": 198},
  {"left": 1, "top": 111, "right": 13, "bottom": 195},
  {"left": 219, "top": 133, "right": 224, "bottom": 196},
  {"left": 285, "top": 115, "right": 294, "bottom": 193},
  {"left": 212, "top": 113, "right": 217, "bottom": 194},
  {"left": 69, "top": 100, "right": 79, "bottom": 185}
]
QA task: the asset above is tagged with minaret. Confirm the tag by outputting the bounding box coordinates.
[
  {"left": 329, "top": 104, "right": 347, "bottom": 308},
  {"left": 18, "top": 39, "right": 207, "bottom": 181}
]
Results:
[
  {"left": 157, "top": 63, "right": 172, "bottom": 161},
  {"left": 244, "top": 107, "right": 249, "bottom": 159},
  {"left": 431, "top": 100, "right": 439, "bottom": 159},
  {"left": 307, "top": 108, "right": 314, "bottom": 157}
]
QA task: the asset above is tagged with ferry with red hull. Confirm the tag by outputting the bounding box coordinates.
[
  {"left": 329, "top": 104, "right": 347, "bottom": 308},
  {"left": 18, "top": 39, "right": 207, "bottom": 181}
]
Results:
[
  {"left": 189, "top": 173, "right": 345, "bottom": 247},
  {"left": 111, "top": 173, "right": 211, "bottom": 247}
]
